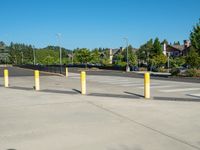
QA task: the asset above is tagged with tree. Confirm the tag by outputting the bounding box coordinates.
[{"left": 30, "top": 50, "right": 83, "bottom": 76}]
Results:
[
  {"left": 173, "top": 41, "right": 180, "bottom": 45},
  {"left": 150, "top": 54, "right": 167, "bottom": 68},
  {"left": 114, "top": 53, "right": 124, "bottom": 64},
  {"left": 137, "top": 39, "right": 153, "bottom": 61},
  {"left": 127, "top": 45, "right": 137, "bottom": 66},
  {"left": 152, "top": 38, "right": 162, "bottom": 56},
  {"left": 186, "top": 47, "right": 200, "bottom": 68},
  {"left": 170, "top": 56, "right": 186, "bottom": 68},
  {"left": 161, "top": 39, "right": 169, "bottom": 45},
  {"left": 190, "top": 18, "right": 200, "bottom": 54},
  {"left": 129, "top": 52, "right": 137, "bottom": 66},
  {"left": 74, "top": 48, "right": 91, "bottom": 65},
  {"left": 90, "top": 48, "right": 100, "bottom": 64}
]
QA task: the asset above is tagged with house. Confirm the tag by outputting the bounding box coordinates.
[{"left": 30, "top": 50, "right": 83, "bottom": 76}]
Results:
[
  {"left": 163, "top": 40, "right": 191, "bottom": 57},
  {"left": 110, "top": 47, "right": 138, "bottom": 64}
]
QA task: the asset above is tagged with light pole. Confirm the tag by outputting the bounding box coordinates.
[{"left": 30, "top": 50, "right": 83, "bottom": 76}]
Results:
[
  {"left": 147, "top": 51, "right": 149, "bottom": 71},
  {"left": 167, "top": 52, "right": 170, "bottom": 73},
  {"left": 56, "top": 33, "right": 62, "bottom": 74},
  {"left": 21, "top": 52, "right": 24, "bottom": 64},
  {"left": 33, "top": 46, "right": 36, "bottom": 65},
  {"left": 72, "top": 50, "right": 74, "bottom": 64},
  {"left": 123, "top": 37, "right": 130, "bottom": 72}
]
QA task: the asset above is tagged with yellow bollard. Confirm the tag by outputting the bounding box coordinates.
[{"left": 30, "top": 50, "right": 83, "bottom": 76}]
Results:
[
  {"left": 34, "top": 70, "right": 40, "bottom": 91},
  {"left": 4, "top": 69, "right": 9, "bottom": 88},
  {"left": 144, "top": 72, "right": 150, "bottom": 99},
  {"left": 80, "top": 71, "right": 86, "bottom": 95},
  {"left": 66, "top": 67, "right": 68, "bottom": 78}
]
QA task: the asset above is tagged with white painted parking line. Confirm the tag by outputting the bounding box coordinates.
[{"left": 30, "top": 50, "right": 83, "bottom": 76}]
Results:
[
  {"left": 138, "top": 85, "right": 174, "bottom": 89},
  {"left": 160, "top": 88, "right": 200, "bottom": 92},
  {"left": 107, "top": 81, "right": 141, "bottom": 85},
  {"left": 121, "top": 83, "right": 160, "bottom": 87},
  {"left": 93, "top": 79, "right": 130, "bottom": 82},
  {"left": 187, "top": 94, "right": 200, "bottom": 98}
]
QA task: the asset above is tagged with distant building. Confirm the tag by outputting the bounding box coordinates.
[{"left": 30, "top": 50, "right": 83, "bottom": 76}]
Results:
[
  {"left": 109, "top": 47, "right": 138, "bottom": 64},
  {"left": 162, "top": 40, "right": 191, "bottom": 57}
]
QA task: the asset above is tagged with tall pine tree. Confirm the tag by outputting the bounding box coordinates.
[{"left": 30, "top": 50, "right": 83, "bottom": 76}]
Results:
[{"left": 190, "top": 18, "right": 200, "bottom": 54}]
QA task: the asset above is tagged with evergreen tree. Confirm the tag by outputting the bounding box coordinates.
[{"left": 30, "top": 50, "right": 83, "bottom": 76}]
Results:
[
  {"left": 186, "top": 47, "right": 200, "bottom": 68},
  {"left": 152, "top": 38, "right": 162, "bottom": 56},
  {"left": 190, "top": 18, "right": 200, "bottom": 54}
]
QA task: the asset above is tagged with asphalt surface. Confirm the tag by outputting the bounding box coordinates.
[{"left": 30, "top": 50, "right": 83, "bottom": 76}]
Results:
[
  {"left": 67, "top": 67, "right": 200, "bottom": 83},
  {"left": 15, "top": 65, "right": 200, "bottom": 83},
  {"left": 1, "top": 68, "right": 200, "bottom": 150},
  {"left": 0, "top": 67, "right": 53, "bottom": 77}
]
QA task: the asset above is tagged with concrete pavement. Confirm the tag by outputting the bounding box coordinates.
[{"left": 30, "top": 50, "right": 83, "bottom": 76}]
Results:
[{"left": 0, "top": 67, "right": 200, "bottom": 150}]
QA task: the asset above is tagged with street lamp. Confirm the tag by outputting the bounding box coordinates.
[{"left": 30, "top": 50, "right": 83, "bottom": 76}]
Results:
[
  {"left": 21, "top": 52, "right": 24, "bottom": 64},
  {"left": 123, "top": 37, "right": 130, "bottom": 72},
  {"left": 33, "top": 46, "right": 36, "bottom": 65},
  {"left": 72, "top": 50, "right": 74, "bottom": 64},
  {"left": 167, "top": 52, "right": 170, "bottom": 72},
  {"left": 56, "top": 33, "right": 62, "bottom": 74}
]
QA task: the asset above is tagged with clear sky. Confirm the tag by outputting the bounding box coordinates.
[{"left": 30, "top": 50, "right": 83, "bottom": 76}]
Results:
[{"left": 0, "top": 0, "right": 200, "bottom": 49}]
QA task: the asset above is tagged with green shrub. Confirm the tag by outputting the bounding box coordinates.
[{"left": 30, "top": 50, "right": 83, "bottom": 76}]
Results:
[
  {"left": 158, "top": 67, "right": 167, "bottom": 72},
  {"left": 116, "top": 62, "right": 127, "bottom": 67},
  {"left": 139, "top": 67, "right": 147, "bottom": 71},
  {"left": 170, "top": 68, "right": 180, "bottom": 76},
  {"left": 185, "top": 69, "right": 200, "bottom": 77}
]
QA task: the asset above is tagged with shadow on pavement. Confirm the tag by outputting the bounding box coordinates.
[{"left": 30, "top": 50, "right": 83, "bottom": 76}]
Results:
[
  {"left": 9, "top": 86, "right": 33, "bottom": 91},
  {"left": 72, "top": 89, "right": 81, "bottom": 94},
  {"left": 88, "top": 93, "right": 141, "bottom": 99},
  {"left": 124, "top": 91, "right": 144, "bottom": 98},
  {"left": 153, "top": 97, "right": 200, "bottom": 102},
  {"left": 40, "top": 89, "right": 79, "bottom": 95},
  {"left": 7, "top": 86, "right": 79, "bottom": 95}
]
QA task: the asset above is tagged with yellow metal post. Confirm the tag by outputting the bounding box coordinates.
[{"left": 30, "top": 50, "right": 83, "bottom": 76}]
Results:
[
  {"left": 144, "top": 72, "right": 150, "bottom": 99},
  {"left": 4, "top": 69, "right": 9, "bottom": 88},
  {"left": 34, "top": 70, "right": 40, "bottom": 91},
  {"left": 80, "top": 71, "right": 86, "bottom": 95},
  {"left": 66, "top": 67, "right": 68, "bottom": 78}
]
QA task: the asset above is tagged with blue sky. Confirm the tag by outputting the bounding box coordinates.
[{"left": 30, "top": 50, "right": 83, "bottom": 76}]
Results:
[{"left": 0, "top": 0, "right": 200, "bottom": 49}]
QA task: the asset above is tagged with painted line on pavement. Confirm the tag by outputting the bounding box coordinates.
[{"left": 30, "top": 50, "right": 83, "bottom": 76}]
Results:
[
  {"left": 138, "top": 85, "right": 174, "bottom": 89},
  {"left": 160, "top": 88, "right": 200, "bottom": 92},
  {"left": 187, "top": 94, "right": 200, "bottom": 99}
]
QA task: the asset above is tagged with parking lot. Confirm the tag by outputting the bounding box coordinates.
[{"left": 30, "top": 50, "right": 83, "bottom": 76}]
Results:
[{"left": 0, "top": 67, "right": 200, "bottom": 150}]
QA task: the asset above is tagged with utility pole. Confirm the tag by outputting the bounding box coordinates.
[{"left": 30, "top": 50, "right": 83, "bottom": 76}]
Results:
[
  {"left": 56, "top": 33, "right": 62, "bottom": 74},
  {"left": 72, "top": 50, "right": 74, "bottom": 64},
  {"left": 33, "top": 46, "right": 36, "bottom": 65},
  {"left": 167, "top": 52, "right": 170, "bottom": 73},
  {"left": 21, "top": 52, "right": 24, "bottom": 64},
  {"left": 123, "top": 37, "right": 130, "bottom": 72}
]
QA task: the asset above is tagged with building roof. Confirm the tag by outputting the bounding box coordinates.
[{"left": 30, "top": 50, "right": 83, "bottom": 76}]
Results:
[{"left": 167, "top": 44, "right": 192, "bottom": 52}]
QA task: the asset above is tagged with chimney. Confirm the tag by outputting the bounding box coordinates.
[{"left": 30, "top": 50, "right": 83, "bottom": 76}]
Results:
[
  {"left": 109, "top": 48, "right": 112, "bottom": 56},
  {"left": 163, "top": 43, "right": 167, "bottom": 55},
  {"left": 109, "top": 48, "right": 113, "bottom": 64},
  {"left": 184, "top": 40, "right": 190, "bottom": 48}
]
